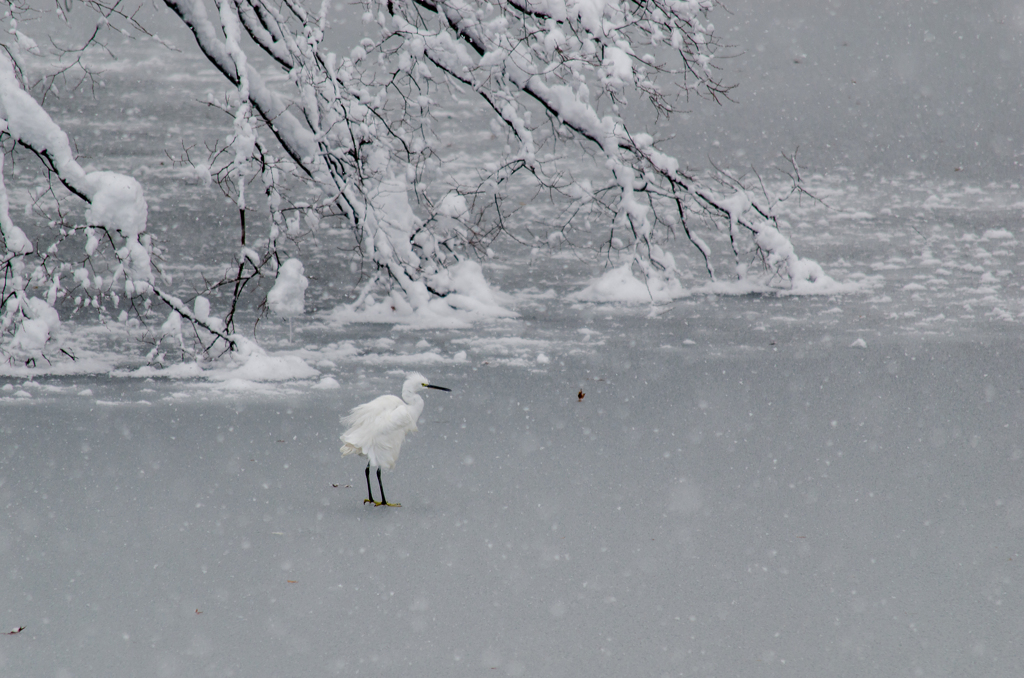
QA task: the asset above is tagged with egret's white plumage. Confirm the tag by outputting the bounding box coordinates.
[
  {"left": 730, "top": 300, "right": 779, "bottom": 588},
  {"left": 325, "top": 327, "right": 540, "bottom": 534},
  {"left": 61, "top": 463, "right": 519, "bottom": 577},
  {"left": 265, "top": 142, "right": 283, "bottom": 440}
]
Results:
[
  {"left": 341, "top": 393, "right": 417, "bottom": 471},
  {"left": 340, "top": 372, "right": 451, "bottom": 506}
]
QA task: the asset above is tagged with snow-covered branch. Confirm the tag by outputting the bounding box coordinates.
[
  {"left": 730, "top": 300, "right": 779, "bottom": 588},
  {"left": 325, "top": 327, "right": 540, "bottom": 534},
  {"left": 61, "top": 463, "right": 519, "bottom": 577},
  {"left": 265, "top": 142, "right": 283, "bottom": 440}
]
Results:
[
  {"left": 162, "top": 0, "right": 833, "bottom": 329},
  {"left": 164, "top": 0, "right": 514, "bottom": 323},
  {"left": 1, "top": 0, "right": 839, "bottom": 366},
  {"left": 0, "top": 44, "right": 239, "bottom": 360},
  {"left": 373, "top": 0, "right": 831, "bottom": 292}
]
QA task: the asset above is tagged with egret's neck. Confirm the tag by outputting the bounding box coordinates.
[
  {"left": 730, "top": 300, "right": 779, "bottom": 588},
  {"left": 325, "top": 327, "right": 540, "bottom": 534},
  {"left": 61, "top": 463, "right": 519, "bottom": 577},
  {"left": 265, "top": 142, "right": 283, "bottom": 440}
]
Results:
[{"left": 402, "top": 387, "right": 425, "bottom": 421}]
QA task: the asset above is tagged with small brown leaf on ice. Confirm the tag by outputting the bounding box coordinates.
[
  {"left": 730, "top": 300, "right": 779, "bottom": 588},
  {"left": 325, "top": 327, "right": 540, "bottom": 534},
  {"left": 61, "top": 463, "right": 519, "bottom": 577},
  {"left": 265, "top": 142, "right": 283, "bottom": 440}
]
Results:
[
  {"left": 195, "top": 610, "right": 202, "bottom": 615},
  {"left": 287, "top": 580, "right": 298, "bottom": 584},
  {"left": 5, "top": 626, "right": 25, "bottom": 635},
  {"left": 577, "top": 389, "right": 585, "bottom": 401}
]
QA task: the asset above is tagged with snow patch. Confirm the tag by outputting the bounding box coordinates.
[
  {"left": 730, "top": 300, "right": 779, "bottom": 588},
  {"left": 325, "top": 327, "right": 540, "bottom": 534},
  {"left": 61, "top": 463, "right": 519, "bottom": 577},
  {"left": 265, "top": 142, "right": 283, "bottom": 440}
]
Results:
[
  {"left": 331, "top": 260, "right": 516, "bottom": 329},
  {"left": 569, "top": 263, "right": 684, "bottom": 304},
  {"left": 10, "top": 297, "right": 60, "bottom": 353},
  {"left": 312, "top": 376, "right": 341, "bottom": 390},
  {"left": 981, "top": 228, "right": 1014, "bottom": 241},
  {"left": 85, "top": 171, "right": 148, "bottom": 238}
]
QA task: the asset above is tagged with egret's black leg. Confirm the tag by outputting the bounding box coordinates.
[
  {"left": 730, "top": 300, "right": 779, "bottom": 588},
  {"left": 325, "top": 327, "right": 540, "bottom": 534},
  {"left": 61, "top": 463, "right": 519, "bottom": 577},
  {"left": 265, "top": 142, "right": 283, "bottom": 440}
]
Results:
[
  {"left": 376, "top": 467, "right": 401, "bottom": 507},
  {"left": 363, "top": 463, "right": 375, "bottom": 505}
]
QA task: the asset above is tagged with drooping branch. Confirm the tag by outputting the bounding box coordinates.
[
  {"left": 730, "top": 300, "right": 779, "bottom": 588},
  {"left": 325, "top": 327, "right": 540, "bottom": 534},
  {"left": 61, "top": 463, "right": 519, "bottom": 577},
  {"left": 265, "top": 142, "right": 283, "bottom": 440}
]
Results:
[
  {"left": 0, "top": 46, "right": 240, "bottom": 356},
  {"left": 372, "top": 0, "right": 828, "bottom": 289},
  {"left": 163, "top": 0, "right": 520, "bottom": 322}
]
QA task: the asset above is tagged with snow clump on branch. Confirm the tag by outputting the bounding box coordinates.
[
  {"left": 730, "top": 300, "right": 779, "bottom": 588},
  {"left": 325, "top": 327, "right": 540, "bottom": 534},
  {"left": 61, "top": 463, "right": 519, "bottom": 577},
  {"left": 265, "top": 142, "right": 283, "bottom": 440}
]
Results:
[
  {"left": 0, "top": 51, "right": 155, "bottom": 355},
  {"left": 267, "top": 258, "right": 309, "bottom": 319},
  {"left": 366, "top": 0, "right": 837, "bottom": 298},
  {"left": 160, "top": 0, "right": 848, "bottom": 331}
]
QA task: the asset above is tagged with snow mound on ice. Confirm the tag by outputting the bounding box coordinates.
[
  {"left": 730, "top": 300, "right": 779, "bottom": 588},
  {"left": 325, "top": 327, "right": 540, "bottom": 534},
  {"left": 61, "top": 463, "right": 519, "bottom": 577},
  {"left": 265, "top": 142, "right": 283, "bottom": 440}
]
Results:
[
  {"left": 127, "top": 336, "right": 319, "bottom": 383},
  {"left": 216, "top": 336, "right": 319, "bottom": 381},
  {"left": 569, "top": 264, "right": 685, "bottom": 304},
  {"left": 331, "top": 260, "right": 517, "bottom": 329}
]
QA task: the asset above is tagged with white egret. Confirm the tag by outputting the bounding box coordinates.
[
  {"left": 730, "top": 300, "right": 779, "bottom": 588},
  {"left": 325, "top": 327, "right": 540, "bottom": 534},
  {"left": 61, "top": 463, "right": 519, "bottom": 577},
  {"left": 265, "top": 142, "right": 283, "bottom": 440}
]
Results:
[{"left": 340, "top": 372, "right": 451, "bottom": 507}]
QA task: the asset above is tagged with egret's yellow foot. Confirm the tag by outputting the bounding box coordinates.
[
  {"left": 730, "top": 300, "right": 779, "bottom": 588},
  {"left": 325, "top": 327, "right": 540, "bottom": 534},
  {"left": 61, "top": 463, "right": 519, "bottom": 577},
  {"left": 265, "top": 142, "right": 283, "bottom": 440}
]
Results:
[
  {"left": 363, "top": 498, "right": 375, "bottom": 505},
  {"left": 375, "top": 501, "right": 401, "bottom": 507}
]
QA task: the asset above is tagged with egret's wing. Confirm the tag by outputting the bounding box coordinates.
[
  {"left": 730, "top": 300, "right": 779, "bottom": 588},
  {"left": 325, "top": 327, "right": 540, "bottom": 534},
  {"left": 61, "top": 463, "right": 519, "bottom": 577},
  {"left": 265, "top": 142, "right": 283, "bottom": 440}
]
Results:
[
  {"left": 384, "top": 403, "right": 418, "bottom": 434},
  {"left": 341, "top": 396, "right": 422, "bottom": 470},
  {"left": 366, "top": 428, "right": 408, "bottom": 470},
  {"left": 341, "top": 395, "right": 400, "bottom": 455},
  {"left": 365, "top": 405, "right": 422, "bottom": 470},
  {"left": 341, "top": 395, "right": 403, "bottom": 433},
  {"left": 341, "top": 395, "right": 413, "bottom": 448}
]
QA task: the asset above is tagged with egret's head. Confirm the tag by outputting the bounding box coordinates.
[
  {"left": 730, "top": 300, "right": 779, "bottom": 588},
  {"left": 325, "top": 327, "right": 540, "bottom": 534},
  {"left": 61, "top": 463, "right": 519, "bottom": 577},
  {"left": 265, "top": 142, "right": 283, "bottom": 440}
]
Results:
[
  {"left": 405, "top": 372, "right": 428, "bottom": 392},
  {"left": 404, "top": 372, "right": 451, "bottom": 393}
]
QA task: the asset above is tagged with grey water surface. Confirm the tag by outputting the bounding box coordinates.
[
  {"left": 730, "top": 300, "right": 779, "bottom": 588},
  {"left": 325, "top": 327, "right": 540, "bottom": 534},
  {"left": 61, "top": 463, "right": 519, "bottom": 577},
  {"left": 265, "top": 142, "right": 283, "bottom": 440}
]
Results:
[{"left": 3, "top": 324, "right": 1023, "bottom": 676}]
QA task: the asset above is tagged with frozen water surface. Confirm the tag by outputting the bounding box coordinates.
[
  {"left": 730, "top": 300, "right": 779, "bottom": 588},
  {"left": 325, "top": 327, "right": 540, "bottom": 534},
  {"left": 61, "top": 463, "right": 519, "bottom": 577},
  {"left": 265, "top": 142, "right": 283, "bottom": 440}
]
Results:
[
  {"left": 4, "top": 3, "right": 1024, "bottom": 676},
  {"left": 3, "top": 323, "right": 1024, "bottom": 677}
]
